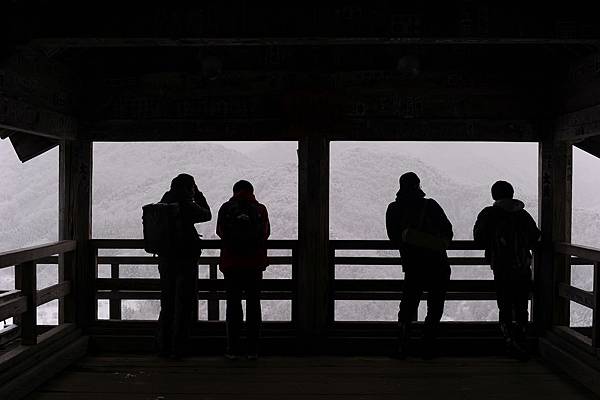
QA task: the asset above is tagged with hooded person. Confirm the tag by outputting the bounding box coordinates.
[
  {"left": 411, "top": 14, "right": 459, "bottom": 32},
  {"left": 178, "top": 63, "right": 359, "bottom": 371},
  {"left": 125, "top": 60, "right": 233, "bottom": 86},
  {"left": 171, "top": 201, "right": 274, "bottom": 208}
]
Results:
[
  {"left": 156, "top": 173, "right": 212, "bottom": 358},
  {"left": 473, "top": 180, "right": 540, "bottom": 359},
  {"left": 216, "top": 180, "right": 270, "bottom": 360},
  {"left": 386, "top": 172, "right": 453, "bottom": 359}
]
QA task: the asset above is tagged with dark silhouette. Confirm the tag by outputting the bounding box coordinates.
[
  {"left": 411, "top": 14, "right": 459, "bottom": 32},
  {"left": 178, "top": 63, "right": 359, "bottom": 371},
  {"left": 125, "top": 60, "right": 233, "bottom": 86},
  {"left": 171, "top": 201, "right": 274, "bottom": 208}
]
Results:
[
  {"left": 155, "top": 173, "right": 211, "bottom": 358},
  {"left": 217, "top": 180, "right": 270, "bottom": 360},
  {"left": 474, "top": 180, "right": 540, "bottom": 359},
  {"left": 386, "top": 172, "right": 454, "bottom": 359}
]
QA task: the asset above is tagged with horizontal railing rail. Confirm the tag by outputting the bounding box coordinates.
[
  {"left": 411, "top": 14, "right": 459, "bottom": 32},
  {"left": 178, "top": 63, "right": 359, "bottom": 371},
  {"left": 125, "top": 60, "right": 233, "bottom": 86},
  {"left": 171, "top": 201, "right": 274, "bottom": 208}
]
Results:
[
  {"left": 330, "top": 239, "right": 517, "bottom": 325},
  {"left": 0, "top": 241, "right": 76, "bottom": 269},
  {"left": 92, "top": 239, "right": 297, "bottom": 322},
  {"left": 554, "top": 242, "right": 600, "bottom": 349},
  {"left": 0, "top": 240, "right": 76, "bottom": 347}
]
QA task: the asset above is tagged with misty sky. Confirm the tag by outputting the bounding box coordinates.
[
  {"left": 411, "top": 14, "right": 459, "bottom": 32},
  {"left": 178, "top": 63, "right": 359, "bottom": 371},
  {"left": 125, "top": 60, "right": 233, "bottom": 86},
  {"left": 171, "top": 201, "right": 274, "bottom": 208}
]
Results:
[{"left": 1, "top": 139, "right": 600, "bottom": 247}]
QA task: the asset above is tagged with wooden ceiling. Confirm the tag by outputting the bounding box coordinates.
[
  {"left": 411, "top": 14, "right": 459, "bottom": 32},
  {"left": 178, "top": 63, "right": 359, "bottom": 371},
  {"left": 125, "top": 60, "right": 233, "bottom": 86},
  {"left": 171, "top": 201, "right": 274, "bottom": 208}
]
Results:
[{"left": 1, "top": 2, "right": 600, "bottom": 159}]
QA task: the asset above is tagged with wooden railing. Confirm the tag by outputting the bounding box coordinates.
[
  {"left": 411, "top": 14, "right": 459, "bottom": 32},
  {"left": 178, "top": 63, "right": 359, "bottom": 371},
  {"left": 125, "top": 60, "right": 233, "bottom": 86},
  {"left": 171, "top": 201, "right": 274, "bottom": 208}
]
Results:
[
  {"left": 91, "top": 239, "right": 508, "bottom": 328},
  {"left": 329, "top": 240, "right": 506, "bottom": 329},
  {"left": 0, "top": 241, "right": 76, "bottom": 346},
  {"left": 331, "top": 239, "right": 492, "bottom": 301},
  {"left": 92, "top": 239, "right": 297, "bottom": 322},
  {"left": 554, "top": 242, "right": 600, "bottom": 349}
]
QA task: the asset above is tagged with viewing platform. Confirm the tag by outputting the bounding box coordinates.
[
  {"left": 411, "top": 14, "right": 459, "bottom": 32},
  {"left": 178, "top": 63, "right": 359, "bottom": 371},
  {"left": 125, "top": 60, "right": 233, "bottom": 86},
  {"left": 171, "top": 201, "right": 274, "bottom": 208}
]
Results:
[
  {"left": 25, "top": 356, "right": 597, "bottom": 400},
  {"left": 2, "top": 239, "right": 600, "bottom": 398}
]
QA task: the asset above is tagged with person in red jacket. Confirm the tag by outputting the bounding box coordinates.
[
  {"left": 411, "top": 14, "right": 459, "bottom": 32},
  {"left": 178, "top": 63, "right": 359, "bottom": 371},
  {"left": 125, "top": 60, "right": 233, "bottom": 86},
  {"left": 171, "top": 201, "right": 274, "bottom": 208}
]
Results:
[{"left": 216, "top": 180, "right": 270, "bottom": 359}]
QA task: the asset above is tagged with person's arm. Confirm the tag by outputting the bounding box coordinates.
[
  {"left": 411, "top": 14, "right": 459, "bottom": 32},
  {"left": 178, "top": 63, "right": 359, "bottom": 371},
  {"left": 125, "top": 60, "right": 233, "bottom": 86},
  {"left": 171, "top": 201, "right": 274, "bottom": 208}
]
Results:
[
  {"left": 430, "top": 199, "right": 453, "bottom": 242},
  {"left": 189, "top": 190, "right": 212, "bottom": 223},
  {"left": 216, "top": 204, "right": 226, "bottom": 239},
  {"left": 386, "top": 203, "right": 401, "bottom": 243},
  {"left": 525, "top": 211, "right": 541, "bottom": 248},
  {"left": 261, "top": 204, "right": 271, "bottom": 240},
  {"left": 473, "top": 208, "right": 489, "bottom": 245}
]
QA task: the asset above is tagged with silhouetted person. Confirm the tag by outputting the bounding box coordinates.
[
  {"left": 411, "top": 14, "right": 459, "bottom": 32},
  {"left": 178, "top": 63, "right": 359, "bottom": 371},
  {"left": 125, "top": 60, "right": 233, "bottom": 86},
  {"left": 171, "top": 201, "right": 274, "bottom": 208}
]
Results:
[
  {"left": 473, "top": 180, "right": 540, "bottom": 359},
  {"left": 217, "top": 180, "right": 270, "bottom": 360},
  {"left": 386, "top": 172, "right": 453, "bottom": 359},
  {"left": 156, "top": 173, "right": 211, "bottom": 358}
]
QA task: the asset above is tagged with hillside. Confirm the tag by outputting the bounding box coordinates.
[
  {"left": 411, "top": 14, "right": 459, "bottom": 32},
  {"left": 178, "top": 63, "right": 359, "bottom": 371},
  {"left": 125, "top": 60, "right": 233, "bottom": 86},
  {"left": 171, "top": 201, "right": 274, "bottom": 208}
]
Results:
[{"left": 1, "top": 140, "right": 599, "bottom": 325}]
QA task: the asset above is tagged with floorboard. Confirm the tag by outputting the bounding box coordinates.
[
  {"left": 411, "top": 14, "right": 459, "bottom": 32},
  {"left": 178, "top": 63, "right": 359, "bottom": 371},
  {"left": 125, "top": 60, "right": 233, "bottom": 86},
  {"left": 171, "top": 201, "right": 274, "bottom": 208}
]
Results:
[{"left": 26, "top": 355, "right": 598, "bottom": 400}]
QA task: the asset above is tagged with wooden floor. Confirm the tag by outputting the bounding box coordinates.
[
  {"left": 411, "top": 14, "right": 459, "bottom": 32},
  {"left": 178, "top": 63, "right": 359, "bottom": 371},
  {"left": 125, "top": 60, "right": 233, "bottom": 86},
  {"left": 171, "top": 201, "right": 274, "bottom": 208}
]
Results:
[{"left": 26, "top": 355, "right": 597, "bottom": 400}]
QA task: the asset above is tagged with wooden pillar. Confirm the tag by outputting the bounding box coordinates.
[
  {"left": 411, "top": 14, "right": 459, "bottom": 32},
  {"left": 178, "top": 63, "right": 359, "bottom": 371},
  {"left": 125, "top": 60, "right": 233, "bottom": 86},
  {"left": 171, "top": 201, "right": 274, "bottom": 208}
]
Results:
[
  {"left": 59, "top": 140, "right": 94, "bottom": 329},
  {"left": 537, "top": 135, "right": 572, "bottom": 331},
  {"left": 297, "top": 136, "right": 330, "bottom": 349},
  {"left": 15, "top": 261, "right": 37, "bottom": 345}
]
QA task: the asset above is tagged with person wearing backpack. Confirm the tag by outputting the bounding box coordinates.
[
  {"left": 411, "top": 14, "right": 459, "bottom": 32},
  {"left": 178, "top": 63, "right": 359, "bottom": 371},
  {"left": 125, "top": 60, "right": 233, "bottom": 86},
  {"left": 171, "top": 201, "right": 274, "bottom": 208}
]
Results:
[
  {"left": 386, "top": 172, "right": 454, "bottom": 359},
  {"left": 154, "top": 173, "right": 211, "bottom": 358},
  {"left": 216, "top": 180, "right": 270, "bottom": 360},
  {"left": 473, "top": 180, "right": 540, "bottom": 359}
]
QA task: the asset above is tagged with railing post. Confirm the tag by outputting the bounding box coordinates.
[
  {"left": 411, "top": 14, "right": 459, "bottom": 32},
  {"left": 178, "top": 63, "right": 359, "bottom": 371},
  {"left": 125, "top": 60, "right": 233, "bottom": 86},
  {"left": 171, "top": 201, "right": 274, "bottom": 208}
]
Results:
[
  {"left": 593, "top": 262, "right": 600, "bottom": 347},
  {"left": 59, "top": 250, "right": 75, "bottom": 323},
  {"left": 291, "top": 245, "right": 298, "bottom": 324},
  {"left": 207, "top": 263, "right": 219, "bottom": 321},
  {"left": 109, "top": 263, "right": 121, "bottom": 320},
  {"left": 15, "top": 261, "right": 37, "bottom": 345}
]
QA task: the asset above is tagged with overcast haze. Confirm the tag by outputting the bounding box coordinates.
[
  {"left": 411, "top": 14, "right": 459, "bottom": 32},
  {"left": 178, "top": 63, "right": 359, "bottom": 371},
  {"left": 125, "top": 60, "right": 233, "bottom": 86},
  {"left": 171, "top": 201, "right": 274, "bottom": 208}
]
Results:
[{"left": 1, "top": 140, "right": 599, "bottom": 326}]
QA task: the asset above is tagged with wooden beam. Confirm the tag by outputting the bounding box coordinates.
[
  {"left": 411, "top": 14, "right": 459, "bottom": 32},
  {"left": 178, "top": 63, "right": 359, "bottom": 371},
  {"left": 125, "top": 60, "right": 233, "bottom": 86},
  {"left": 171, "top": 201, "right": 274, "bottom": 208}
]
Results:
[
  {"left": 557, "top": 283, "right": 595, "bottom": 309},
  {"left": 0, "top": 96, "right": 77, "bottom": 140},
  {"left": 0, "top": 297, "right": 27, "bottom": 322},
  {"left": 558, "top": 51, "right": 600, "bottom": 113},
  {"left": 86, "top": 118, "right": 538, "bottom": 142},
  {"left": 556, "top": 104, "right": 600, "bottom": 142},
  {"left": 31, "top": 37, "right": 600, "bottom": 48},
  {"left": 594, "top": 262, "right": 600, "bottom": 347},
  {"left": 538, "top": 137, "right": 573, "bottom": 330},
  {"left": 36, "top": 281, "right": 71, "bottom": 307},
  {"left": 0, "top": 241, "right": 76, "bottom": 269},
  {"left": 556, "top": 242, "right": 600, "bottom": 262},
  {"left": 59, "top": 140, "right": 93, "bottom": 329},
  {"left": 8, "top": 131, "right": 59, "bottom": 162},
  {"left": 297, "top": 136, "right": 330, "bottom": 346}
]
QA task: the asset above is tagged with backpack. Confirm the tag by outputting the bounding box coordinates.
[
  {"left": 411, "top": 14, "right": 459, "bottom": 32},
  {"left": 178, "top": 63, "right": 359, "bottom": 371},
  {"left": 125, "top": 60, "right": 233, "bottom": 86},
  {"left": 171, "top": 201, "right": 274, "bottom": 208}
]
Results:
[
  {"left": 491, "top": 211, "right": 532, "bottom": 270},
  {"left": 222, "top": 200, "right": 264, "bottom": 254},
  {"left": 142, "top": 203, "right": 183, "bottom": 255}
]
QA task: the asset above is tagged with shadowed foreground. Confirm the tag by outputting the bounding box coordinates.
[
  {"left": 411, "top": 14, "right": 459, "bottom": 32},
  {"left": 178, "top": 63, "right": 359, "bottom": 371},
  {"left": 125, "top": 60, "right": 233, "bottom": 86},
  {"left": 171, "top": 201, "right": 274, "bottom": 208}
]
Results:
[{"left": 26, "top": 355, "right": 596, "bottom": 400}]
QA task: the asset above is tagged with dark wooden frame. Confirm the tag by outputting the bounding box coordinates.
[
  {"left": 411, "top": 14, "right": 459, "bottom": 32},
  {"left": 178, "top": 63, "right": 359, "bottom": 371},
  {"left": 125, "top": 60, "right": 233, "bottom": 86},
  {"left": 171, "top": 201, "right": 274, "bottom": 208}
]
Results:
[{"left": 0, "top": 241, "right": 76, "bottom": 346}]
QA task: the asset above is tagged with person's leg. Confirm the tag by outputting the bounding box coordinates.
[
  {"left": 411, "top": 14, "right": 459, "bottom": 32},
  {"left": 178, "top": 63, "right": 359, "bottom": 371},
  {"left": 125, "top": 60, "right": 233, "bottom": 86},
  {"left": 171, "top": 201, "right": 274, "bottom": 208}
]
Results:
[
  {"left": 424, "top": 266, "right": 450, "bottom": 339},
  {"left": 171, "top": 260, "right": 198, "bottom": 357},
  {"left": 396, "top": 269, "right": 423, "bottom": 357},
  {"left": 399, "top": 270, "right": 422, "bottom": 324},
  {"left": 224, "top": 270, "right": 243, "bottom": 357},
  {"left": 421, "top": 265, "right": 450, "bottom": 359},
  {"left": 244, "top": 269, "right": 263, "bottom": 358},
  {"left": 493, "top": 268, "right": 513, "bottom": 343},
  {"left": 157, "top": 259, "right": 175, "bottom": 355},
  {"left": 512, "top": 269, "right": 532, "bottom": 344}
]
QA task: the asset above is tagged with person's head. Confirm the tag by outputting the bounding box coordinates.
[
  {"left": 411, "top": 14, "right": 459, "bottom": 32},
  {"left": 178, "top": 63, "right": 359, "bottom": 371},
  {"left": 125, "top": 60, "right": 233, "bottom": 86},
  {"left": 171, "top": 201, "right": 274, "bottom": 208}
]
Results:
[
  {"left": 171, "top": 173, "right": 196, "bottom": 197},
  {"left": 491, "top": 180, "right": 514, "bottom": 200},
  {"left": 398, "top": 171, "right": 425, "bottom": 198},
  {"left": 233, "top": 179, "right": 254, "bottom": 194}
]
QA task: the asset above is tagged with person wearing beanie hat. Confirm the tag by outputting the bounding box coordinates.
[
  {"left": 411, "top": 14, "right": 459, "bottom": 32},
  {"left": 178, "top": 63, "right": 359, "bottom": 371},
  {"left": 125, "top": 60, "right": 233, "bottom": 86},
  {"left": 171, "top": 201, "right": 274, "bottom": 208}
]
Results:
[
  {"left": 386, "top": 172, "right": 453, "bottom": 359},
  {"left": 473, "top": 180, "right": 540, "bottom": 360}
]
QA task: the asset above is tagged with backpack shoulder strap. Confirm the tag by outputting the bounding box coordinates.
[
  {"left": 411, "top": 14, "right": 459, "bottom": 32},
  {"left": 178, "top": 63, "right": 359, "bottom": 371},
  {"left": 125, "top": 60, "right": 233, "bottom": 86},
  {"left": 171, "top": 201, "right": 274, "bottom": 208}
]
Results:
[{"left": 416, "top": 199, "right": 429, "bottom": 230}]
